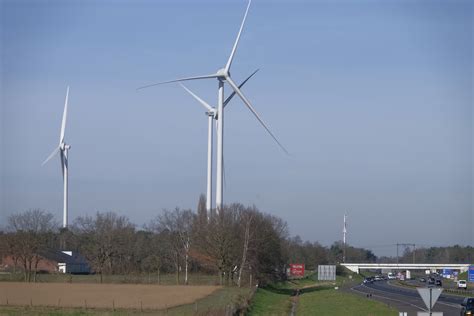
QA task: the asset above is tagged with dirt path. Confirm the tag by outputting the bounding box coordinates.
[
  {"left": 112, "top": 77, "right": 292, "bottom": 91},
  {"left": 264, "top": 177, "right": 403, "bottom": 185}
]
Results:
[{"left": 0, "top": 282, "right": 220, "bottom": 310}]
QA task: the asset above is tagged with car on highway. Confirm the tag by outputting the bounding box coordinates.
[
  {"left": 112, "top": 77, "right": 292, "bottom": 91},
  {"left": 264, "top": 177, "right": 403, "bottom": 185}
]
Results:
[
  {"left": 428, "top": 277, "right": 435, "bottom": 284},
  {"left": 374, "top": 275, "right": 383, "bottom": 281},
  {"left": 458, "top": 280, "right": 468, "bottom": 290},
  {"left": 363, "top": 277, "right": 374, "bottom": 284},
  {"left": 460, "top": 297, "right": 473, "bottom": 315},
  {"left": 419, "top": 277, "right": 426, "bottom": 282},
  {"left": 435, "top": 279, "right": 442, "bottom": 287}
]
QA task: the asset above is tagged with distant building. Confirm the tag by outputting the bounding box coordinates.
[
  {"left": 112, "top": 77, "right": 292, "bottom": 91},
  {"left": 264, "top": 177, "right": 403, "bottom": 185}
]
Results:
[{"left": 1, "top": 250, "right": 91, "bottom": 274}]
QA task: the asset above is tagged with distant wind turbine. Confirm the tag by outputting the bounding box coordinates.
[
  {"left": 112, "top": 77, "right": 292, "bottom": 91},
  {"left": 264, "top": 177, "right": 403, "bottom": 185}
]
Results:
[
  {"left": 138, "top": 0, "right": 288, "bottom": 212},
  {"left": 43, "top": 87, "right": 71, "bottom": 228},
  {"left": 179, "top": 69, "right": 259, "bottom": 214},
  {"left": 343, "top": 213, "right": 348, "bottom": 263}
]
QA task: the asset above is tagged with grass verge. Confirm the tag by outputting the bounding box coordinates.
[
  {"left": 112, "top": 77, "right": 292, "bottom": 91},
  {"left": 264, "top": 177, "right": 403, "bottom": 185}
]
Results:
[
  {"left": 248, "top": 273, "right": 396, "bottom": 316},
  {"left": 247, "top": 286, "right": 293, "bottom": 316},
  {"left": 297, "top": 287, "right": 398, "bottom": 316}
]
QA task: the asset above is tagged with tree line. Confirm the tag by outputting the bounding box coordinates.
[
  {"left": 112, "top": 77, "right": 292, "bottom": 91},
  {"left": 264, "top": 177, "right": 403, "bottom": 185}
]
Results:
[
  {"left": 0, "top": 196, "right": 406, "bottom": 284},
  {"left": 381, "top": 245, "right": 474, "bottom": 264}
]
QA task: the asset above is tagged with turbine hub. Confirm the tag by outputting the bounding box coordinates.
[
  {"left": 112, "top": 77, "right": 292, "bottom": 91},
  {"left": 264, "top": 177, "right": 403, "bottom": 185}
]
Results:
[{"left": 216, "top": 68, "right": 228, "bottom": 78}]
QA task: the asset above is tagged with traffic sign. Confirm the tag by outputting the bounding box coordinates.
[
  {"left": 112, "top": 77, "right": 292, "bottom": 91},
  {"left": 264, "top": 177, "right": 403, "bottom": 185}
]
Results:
[
  {"left": 416, "top": 287, "right": 443, "bottom": 311},
  {"left": 289, "top": 264, "right": 305, "bottom": 277},
  {"left": 318, "top": 265, "right": 336, "bottom": 281},
  {"left": 469, "top": 265, "right": 474, "bottom": 282}
]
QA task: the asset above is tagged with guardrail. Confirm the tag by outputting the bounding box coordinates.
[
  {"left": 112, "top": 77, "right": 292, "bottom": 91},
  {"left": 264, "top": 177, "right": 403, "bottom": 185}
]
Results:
[{"left": 444, "top": 288, "right": 474, "bottom": 296}]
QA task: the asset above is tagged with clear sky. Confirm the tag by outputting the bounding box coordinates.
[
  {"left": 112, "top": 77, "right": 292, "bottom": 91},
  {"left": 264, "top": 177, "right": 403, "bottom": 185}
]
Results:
[{"left": 1, "top": 0, "right": 472, "bottom": 256}]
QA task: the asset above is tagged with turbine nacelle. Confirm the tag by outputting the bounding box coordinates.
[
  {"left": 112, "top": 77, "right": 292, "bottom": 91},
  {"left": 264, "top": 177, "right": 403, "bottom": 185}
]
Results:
[
  {"left": 216, "top": 68, "right": 229, "bottom": 79},
  {"left": 206, "top": 109, "right": 217, "bottom": 118},
  {"left": 60, "top": 143, "right": 71, "bottom": 151}
]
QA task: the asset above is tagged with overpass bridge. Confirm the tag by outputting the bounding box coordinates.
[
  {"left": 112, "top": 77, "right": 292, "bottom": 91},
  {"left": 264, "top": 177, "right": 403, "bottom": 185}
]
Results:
[{"left": 341, "top": 263, "right": 470, "bottom": 274}]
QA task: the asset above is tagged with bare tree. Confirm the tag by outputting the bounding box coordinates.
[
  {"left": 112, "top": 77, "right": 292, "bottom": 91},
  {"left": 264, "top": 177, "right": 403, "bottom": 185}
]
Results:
[
  {"left": 72, "top": 212, "right": 135, "bottom": 282},
  {"left": 7, "top": 209, "right": 57, "bottom": 282},
  {"left": 149, "top": 208, "right": 195, "bottom": 285},
  {"left": 237, "top": 210, "right": 253, "bottom": 287},
  {"left": 196, "top": 194, "right": 207, "bottom": 224},
  {"left": 195, "top": 205, "right": 241, "bottom": 285},
  {"left": 0, "top": 232, "right": 21, "bottom": 273}
]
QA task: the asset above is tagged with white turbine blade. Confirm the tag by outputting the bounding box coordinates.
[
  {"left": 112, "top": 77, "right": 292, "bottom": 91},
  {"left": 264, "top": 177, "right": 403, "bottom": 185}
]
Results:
[
  {"left": 223, "top": 68, "right": 259, "bottom": 107},
  {"left": 226, "top": 76, "right": 289, "bottom": 155},
  {"left": 225, "top": 0, "right": 252, "bottom": 72},
  {"left": 137, "top": 74, "right": 218, "bottom": 91},
  {"left": 179, "top": 83, "right": 214, "bottom": 113},
  {"left": 42, "top": 147, "right": 60, "bottom": 165},
  {"left": 59, "top": 86, "right": 69, "bottom": 144}
]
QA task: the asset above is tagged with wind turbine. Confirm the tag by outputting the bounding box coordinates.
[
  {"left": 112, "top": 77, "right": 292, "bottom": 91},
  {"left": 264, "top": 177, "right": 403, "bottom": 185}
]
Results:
[
  {"left": 343, "top": 213, "right": 347, "bottom": 263},
  {"left": 43, "top": 86, "right": 71, "bottom": 228},
  {"left": 179, "top": 69, "right": 259, "bottom": 215},
  {"left": 138, "top": 0, "right": 288, "bottom": 212}
]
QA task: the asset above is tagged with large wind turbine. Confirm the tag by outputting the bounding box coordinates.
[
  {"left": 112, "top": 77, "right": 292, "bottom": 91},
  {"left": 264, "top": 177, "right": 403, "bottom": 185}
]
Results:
[
  {"left": 138, "top": 0, "right": 287, "bottom": 212},
  {"left": 179, "top": 69, "right": 259, "bottom": 214},
  {"left": 43, "top": 87, "right": 71, "bottom": 228}
]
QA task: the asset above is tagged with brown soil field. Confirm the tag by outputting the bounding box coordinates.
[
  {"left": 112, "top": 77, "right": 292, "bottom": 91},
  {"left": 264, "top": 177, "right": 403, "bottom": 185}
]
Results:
[{"left": 0, "top": 282, "right": 221, "bottom": 310}]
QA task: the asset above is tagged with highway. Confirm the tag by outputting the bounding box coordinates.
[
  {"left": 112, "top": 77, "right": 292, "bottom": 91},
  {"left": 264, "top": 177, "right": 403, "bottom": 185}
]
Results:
[{"left": 350, "top": 280, "right": 464, "bottom": 316}]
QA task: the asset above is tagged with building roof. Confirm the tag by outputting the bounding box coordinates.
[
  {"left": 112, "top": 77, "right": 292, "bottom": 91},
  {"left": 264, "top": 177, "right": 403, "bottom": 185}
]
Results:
[{"left": 40, "top": 249, "right": 89, "bottom": 266}]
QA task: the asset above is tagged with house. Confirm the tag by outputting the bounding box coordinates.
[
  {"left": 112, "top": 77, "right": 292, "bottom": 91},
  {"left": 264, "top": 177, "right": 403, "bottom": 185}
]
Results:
[
  {"left": 1, "top": 250, "right": 91, "bottom": 274},
  {"left": 42, "top": 250, "right": 91, "bottom": 274}
]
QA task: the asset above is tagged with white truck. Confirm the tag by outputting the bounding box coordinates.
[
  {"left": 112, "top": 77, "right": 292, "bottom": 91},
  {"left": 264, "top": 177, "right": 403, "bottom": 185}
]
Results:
[{"left": 458, "top": 280, "right": 467, "bottom": 289}]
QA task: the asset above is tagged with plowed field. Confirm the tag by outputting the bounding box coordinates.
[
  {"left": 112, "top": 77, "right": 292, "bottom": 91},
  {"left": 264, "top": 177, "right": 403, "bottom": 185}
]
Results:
[{"left": 0, "top": 282, "right": 220, "bottom": 310}]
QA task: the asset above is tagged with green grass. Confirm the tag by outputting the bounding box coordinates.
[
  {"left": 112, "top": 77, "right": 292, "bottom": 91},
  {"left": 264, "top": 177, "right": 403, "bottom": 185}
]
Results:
[
  {"left": 285, "top": 271, "right": 362, "bottom": 289},
  {"left": 297, "top": 288, "right": 398, "bottom": 316},
  {"left": 167, "top": 286, "right": 252, "bottom": 315},
  {"left": 248, "top": 272, "right": 395, "bottom": 316},
  {"left": 247, "top": 286, "right": 293, "bottom": 316}
]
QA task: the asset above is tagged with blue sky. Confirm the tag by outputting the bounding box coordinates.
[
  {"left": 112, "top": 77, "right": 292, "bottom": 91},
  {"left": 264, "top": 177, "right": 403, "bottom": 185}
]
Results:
[{"left": 1, "top": 0, "right": 472, "bottom": 256}]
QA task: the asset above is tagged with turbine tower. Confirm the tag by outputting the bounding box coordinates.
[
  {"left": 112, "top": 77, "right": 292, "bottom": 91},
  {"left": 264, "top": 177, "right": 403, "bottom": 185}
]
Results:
[
  {"left": 179, "top": 69, "right": 259, "bottom": 215},
  {"left": 43, "top": 86, "right": 71, "bottom": 228},
  {"left": 138, "top": 0, "right": 288, "bottom": 213}
]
